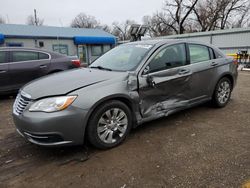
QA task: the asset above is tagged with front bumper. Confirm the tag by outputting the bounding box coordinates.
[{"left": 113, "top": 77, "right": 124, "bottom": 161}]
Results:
[{"left": 13, "top": 105, "right": 88, "bottom": 146}]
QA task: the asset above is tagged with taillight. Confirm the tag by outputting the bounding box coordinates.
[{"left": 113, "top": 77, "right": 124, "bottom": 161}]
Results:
[{"left": 71, "top": 59, "right": 81, "bottom": 67}]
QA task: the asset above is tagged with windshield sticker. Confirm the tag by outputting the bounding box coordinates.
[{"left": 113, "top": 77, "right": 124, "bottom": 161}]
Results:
[{"left": 135, "top": 45, "right": 152, "bottom": 49}]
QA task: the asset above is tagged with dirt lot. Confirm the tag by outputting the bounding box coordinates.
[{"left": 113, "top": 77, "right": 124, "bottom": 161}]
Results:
[{"left": 0, "top": 72, "right": 250, "bottom": 188}]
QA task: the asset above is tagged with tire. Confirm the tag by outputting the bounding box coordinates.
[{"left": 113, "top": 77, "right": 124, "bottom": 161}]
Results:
[
  {"left": 86, "top": 100, "right": 132, "bottom": 149},
  {"left": 212, "top": 77, "right": 232, "bottom": 108}
]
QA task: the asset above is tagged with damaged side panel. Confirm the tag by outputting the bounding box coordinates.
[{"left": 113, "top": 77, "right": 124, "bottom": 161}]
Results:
[{"left": 137, "top": 67, "right": 192, "bottom": 123}]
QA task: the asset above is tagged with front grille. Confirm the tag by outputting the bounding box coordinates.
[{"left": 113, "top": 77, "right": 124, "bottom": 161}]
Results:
[{"left": 13, "top": 93, "right": 31, "bottom": 115}]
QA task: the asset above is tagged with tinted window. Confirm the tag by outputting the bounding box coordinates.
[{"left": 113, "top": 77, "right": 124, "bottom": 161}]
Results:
[
  {"left": 189, "top": 44, "right": 210, "bottom": 64},
  {"left": 12, "top": 51, "right": 39, "bottom": 62},
  {"left": 39, "top": 52, "right": 49, "bottom": 60},
  {"left": 0, "top": 51, "right": 6, "bottom": 63},
  {"left": 148, "top": 43, "right": 186, "bottom": 73}
]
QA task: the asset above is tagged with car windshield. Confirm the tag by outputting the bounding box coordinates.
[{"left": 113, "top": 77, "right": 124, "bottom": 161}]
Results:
[{"left": 89, "top": 44, "right": 153, "bottom": 71}]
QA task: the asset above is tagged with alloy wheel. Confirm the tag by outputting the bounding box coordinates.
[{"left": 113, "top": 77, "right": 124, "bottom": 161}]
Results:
[{"left": 97, "top": 108, "right": 128, "bottom": 144}]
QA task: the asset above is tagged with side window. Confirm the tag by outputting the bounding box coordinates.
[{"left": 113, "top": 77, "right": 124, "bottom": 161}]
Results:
[
  {"left": 12, "top": 51, "right": 39, "bottom": 62},
  {"left": 189, "top": 44, "right": 210, "bottom": 64},
  {"left": 39, "top": 52, "right": 49, "bottom": 60},
  {"left": 148, "top": 43, "right": 186, "bottom": 73},
  {"left": 0, "top": 51, "right": 6, "bottom": 63}
]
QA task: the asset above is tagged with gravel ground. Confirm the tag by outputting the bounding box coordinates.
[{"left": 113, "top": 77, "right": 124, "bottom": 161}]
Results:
[{"left": 0, "top": 72, "right": 250, "bottom": 188}]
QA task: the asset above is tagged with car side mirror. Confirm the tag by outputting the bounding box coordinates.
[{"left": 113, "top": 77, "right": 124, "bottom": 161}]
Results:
[{"left": 146, "top": 75, "right": 156, "bottom": 88}]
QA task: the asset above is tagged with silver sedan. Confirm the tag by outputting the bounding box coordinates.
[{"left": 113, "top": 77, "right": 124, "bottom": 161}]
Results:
[{"left": 12, "top": 39, "right": 238, "bottom": 149}]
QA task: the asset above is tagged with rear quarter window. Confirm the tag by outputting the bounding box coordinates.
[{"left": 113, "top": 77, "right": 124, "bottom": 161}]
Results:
[
  {"left": 214, "top": 49, "right": 224, "bottom": 59},
  {"left": 39, "top": 52, "right": 49, "bottom": 60}
]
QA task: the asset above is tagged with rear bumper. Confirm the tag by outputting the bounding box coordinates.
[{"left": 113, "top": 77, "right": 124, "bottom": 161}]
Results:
[{"left": 12, "top": 106, "right": 88, "bottom": 146}]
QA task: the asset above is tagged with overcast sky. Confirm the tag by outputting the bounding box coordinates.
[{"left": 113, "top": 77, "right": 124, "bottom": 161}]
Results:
[{"left": 0, "top": 0, "right": 165, "bottom": 27}]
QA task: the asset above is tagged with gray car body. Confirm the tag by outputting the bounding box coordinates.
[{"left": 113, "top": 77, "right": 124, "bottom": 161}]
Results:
[
  {"left": 0, "top": 47, "right": 79, "bottom": 94},
  {"left": 12, "top": 39, "right": 238, "bottom": 146}
]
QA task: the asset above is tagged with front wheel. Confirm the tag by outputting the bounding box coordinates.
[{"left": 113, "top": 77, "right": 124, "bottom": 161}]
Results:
[
  {"left": 212, "top": 77, "right": 232, "bottom": 108},
  {"left": 86, "top": 100, "right": 132, "bottom": 149}
]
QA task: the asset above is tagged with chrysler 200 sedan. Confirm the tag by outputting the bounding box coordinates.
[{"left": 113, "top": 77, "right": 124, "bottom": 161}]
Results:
[{"left": 12, "top": 39, "right": 238, "bottom": 149}]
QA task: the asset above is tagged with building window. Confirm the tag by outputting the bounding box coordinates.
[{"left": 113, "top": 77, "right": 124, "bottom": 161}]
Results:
[
  {"left": 91, "top": 45, "right": 102, "bottom": 56},
  {"left": 39, "top": 41, "right": 44, "bottom": 47},
  {"left": 103, "top": 45, "right": 111, "bottom": 53},
  {"left": 6, "top": 42, "right": 23, "bottom": 47},
  {"left": 52, "top": 44, "right": 68, "bottom": 55}
]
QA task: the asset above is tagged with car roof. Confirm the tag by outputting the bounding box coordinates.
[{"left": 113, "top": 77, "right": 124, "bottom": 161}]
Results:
[
  {"left": 126, "top": 39, "right": 187, "bottom": 46},
  {"left": 0, "top": 47, "right": 51, "bottom": 53},
  {"left": 123, "top": 38, "right": 216, "bottom": 49}
]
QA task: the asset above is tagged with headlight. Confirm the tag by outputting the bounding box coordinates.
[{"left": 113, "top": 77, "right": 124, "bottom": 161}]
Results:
[{"left": 29, "top": 96, "right": 77, "bottom": 112}]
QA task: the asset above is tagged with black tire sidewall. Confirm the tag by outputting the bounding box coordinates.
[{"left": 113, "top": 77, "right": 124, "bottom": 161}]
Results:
[
  {"left": 87, "top": 100, "right": 132, "bottom": 149},
  {"left": 213, "top": 77, "right": 232, "bottom": 107}
]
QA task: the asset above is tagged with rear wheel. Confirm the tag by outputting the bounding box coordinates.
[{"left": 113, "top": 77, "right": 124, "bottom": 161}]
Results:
[
  {"left": 212, "top": 77, "right": 232, "bottom": 108},
  {"left": 87, "top": 100, "right": 132, "bottom": 149}
]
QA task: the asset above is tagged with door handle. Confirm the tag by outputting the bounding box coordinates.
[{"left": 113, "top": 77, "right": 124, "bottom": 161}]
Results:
[
  {"left": 211, "top": 62, "right": 219, "bottom": 67},
  {"left": 179, "top": 69, "right": 190, "bottom": 75},
  {"left": 39, "top": 65, "right": 47, "bottom": 69},
  {"left": 0, "top": 70, "right": 7, "bottom": 74}
]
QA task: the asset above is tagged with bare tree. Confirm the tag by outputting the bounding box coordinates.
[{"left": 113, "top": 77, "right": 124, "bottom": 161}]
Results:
[
  {"left": 232, "top": 2, "right": 250, "bottom": 27},
  {"left": 0, "top": 16, "right": 6, "bottom": 24},
  {"left": 143, "top": 13, "right": 175, "bottom": 37},
  {"left": 111, "top": 20, "right": 137, "bottom": 41},
  {"left": 26, "top": 15, "right": 44, "bottom": 26},
  {"left": 163, "top": 0, "right": 199, "bottom": 34},
  {"left": 193, "top": 0, "right": 223, "bottom": 31},
  {"left": 193, "top": 0, "right": 250, "bottom": 31},
  {"left": 71, "top": 13, "right": 100, "bottom": 28},
  {"left": 97, "top": 24, "right": 112, "bottom": 33},
  {"left": 219, "top": 0, "right": 248, "bottom": 29}
]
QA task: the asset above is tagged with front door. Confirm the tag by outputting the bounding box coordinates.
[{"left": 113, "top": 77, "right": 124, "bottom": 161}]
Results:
[
  {"left": 0, "top": 51, "right": 10, "bottom": 92},
  {"left": 138, "top": 43, "right": 193, "bottom": 118},
  {"left": 78, "top": 45, "right": 88, "bottom": 65}
]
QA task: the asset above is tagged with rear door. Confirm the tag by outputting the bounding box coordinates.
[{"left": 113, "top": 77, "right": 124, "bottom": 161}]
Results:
[
  {"left": 186, "top": 43, "right": 217, "bottom": 103},
  {"left": 9, "top": 50, "right": 50, "bottom": 89},
  {"left": 138, "top": 43, "right": 193, "bottom": 118},
  {"left": 0, "top": 51, "right": 11, "bottom": 92}
]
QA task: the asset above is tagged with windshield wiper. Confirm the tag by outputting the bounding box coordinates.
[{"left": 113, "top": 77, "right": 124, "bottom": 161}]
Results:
[{"left": 90, "top": 66, "right": 112, "bottom": 71}]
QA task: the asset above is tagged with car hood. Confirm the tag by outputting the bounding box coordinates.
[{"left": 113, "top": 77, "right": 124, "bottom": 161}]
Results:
[{"left": 22, "top": 68, "right": 128, "bottom": 100}]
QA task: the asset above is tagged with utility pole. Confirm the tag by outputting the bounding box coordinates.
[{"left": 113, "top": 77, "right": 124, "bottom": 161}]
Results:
[{"left": 34, "top": 9, "right": 38, "bottom": 26}]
